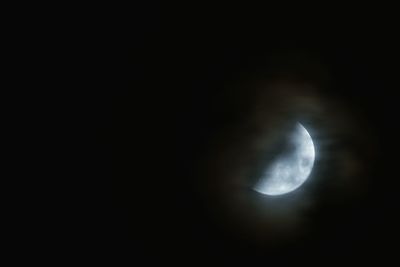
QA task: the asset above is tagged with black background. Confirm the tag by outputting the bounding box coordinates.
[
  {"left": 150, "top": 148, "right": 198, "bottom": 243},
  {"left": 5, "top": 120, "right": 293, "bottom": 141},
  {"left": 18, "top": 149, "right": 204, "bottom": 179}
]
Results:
[{"left": 112, "top": 7, "right": 399, "bottom": 265}]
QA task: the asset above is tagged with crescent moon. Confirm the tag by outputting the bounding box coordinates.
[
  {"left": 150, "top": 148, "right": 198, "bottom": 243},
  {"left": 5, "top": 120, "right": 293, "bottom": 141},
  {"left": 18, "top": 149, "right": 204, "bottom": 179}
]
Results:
[{"left": 254, "top": 123, "right": 315, "bottom": 196}]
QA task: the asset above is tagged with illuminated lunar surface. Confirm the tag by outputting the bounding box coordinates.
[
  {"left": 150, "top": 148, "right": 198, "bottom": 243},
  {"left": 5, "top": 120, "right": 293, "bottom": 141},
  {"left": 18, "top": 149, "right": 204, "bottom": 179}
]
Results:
[{"left": 254, "top": 123, "right": 315, "bottom": 196}]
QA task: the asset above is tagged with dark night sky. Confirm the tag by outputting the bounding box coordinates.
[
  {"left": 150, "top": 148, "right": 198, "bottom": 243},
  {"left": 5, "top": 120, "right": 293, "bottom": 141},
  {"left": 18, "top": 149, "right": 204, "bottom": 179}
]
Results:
[{"left": 113, "top": 8, "right": 399, "bottom": 265}]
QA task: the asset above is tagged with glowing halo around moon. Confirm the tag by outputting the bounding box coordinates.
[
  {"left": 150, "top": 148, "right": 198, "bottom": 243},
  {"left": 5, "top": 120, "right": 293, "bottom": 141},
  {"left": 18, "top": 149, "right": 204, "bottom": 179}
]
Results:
[{"left": 253, "top": 123, "right": 315, "bottom": 196}]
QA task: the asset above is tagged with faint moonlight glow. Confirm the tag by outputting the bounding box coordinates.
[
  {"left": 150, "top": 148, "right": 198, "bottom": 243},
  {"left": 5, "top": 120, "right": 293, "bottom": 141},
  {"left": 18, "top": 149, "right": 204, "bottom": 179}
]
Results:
[{"left": 254, "top": 123, "right": 315, "bottom": 196}]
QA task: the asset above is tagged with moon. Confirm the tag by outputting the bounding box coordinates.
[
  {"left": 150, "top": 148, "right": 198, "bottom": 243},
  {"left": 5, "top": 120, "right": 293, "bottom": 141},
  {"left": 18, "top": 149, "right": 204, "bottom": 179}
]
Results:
[{"left": 254, "top": 123, "right": 315, "bottom": 196}]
